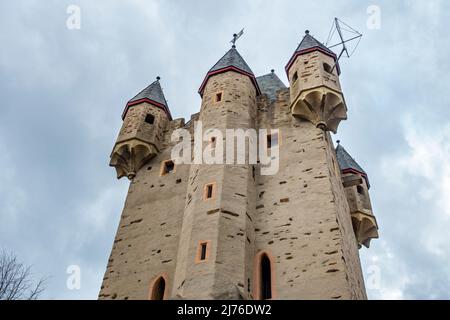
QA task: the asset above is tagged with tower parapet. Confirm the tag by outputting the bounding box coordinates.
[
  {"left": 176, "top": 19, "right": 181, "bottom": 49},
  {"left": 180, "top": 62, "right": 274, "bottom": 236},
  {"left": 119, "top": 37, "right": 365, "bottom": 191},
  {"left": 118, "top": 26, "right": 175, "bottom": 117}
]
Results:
[
  {"left": 173, "top": 45, "right": 258, "bottom": 299},
  {"left": 286, "top": 30, "right": 347, "bottom": 133}
]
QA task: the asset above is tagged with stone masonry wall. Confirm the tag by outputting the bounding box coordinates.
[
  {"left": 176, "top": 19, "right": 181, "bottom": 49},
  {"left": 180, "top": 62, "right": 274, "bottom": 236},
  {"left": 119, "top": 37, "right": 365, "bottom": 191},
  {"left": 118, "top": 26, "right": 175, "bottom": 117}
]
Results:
[
  {"left": 288, "top": 51, "right": 342, "bottom": 104},
  {"left": 101, "top": 70, "right": 368, "bottom": 300},
  {"left": 254, "top": 87, "right": 366, "bottom": 299},
  {"left": 116, "top": 103, "right": 168, "bottom": 151},
  {"left": 99, "top": 117, "right": 189, "bottom": 300},
  {"left": 173, "top": 72, "right": 257, "bottom": 299}
]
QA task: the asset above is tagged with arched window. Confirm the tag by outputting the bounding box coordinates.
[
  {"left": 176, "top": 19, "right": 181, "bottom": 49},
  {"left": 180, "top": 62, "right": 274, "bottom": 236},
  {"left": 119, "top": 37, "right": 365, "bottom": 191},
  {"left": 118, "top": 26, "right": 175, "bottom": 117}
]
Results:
[
  {"left": 149, "top": 276, "right": 166, "bottom": 300},
  {"left": 260, "top": 254, "right": 272, "bottom": 300}
]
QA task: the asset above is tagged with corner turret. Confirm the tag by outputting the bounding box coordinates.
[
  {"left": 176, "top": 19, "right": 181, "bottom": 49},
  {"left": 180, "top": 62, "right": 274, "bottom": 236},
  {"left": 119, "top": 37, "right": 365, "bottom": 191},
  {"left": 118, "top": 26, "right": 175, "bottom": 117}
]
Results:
[
  {"left": 336, "top": 142, "right": 379, "bottom": 248},
  {"left": 110, "top": 78, "right": 171, "bottom": 180},
  {"left": 286, "top": 30, "right": 347, "bottom": 133}
]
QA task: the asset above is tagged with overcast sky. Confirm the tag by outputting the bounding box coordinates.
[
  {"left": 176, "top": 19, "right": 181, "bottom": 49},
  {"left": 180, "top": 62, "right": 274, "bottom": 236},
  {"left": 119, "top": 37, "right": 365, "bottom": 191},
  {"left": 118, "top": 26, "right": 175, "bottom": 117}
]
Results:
[{"left": 1, "top": 0, "right": 449, "bottom": 300}]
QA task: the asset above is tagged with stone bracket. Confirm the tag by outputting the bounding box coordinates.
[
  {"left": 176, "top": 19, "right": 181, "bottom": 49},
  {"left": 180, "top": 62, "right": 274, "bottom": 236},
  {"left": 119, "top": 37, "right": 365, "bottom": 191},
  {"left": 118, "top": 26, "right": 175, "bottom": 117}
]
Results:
[
  {"left": 291, "top": 86, "right": 347, "bottom": 133},
  {"left": 350, "top": 210, "right": 379, "bottom": 249},
  {"left": 109, "top": 140, "right": 158, "bottom": 180}
]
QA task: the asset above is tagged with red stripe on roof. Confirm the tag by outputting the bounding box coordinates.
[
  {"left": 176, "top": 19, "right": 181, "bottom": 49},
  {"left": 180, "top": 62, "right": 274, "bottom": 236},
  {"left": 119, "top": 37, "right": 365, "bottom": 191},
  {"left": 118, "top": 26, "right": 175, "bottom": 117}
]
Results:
[
  {"left": 198, "top": 66, "right": 261, "bottom": 97},
  {"left": 285, "top": 47, "right": 341, "bottom": 77},
  {"left": 122, "top": 99, "right": 173, "bottom": 121}
]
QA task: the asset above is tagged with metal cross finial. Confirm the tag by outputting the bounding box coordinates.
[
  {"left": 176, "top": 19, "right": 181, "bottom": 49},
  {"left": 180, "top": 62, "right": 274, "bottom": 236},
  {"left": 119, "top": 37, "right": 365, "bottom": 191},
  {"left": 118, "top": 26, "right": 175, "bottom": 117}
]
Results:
[{"left": 230, "top": 28, "right": 244, "bottom": 48}]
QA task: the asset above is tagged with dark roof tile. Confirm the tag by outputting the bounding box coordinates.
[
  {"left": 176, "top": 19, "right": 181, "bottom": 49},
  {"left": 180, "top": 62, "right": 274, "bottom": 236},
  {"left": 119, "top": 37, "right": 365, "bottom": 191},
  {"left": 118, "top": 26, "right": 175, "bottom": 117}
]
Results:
[
  {"left": 295, "top": 32, "right": 335, "bottom": 56},
  {"left": 209, "top": 47, "right": 254, "bottom": 75},
  {"left": 336, "top": 143, "right": 370, "bottom": 187},
  {"left": 129, "top": 80, "right": 168, "bottom": 107},
  {"left": 256, "top": 71, "right": 287, "bottom": 101}
]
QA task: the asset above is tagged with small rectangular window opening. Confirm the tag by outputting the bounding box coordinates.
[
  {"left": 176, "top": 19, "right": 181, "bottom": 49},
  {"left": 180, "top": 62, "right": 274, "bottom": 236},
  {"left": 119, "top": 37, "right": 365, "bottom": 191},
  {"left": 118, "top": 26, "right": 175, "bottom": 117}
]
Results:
[
  {"left": 200, "top": 242, "right": 207, "bottom": 261},
  {"left": 145, "top": 114, "right": 155, "bottom": 124},
  {"left": 161, "top": 160, "right": 175, "bottom": 175},
  {"left": 292, "top": 71, "right": 298, "bottom": 83},
  {"left": 215, "top": 92, "right": 222, "bottom": 102},
  {"left": 267, "top": 133, "right": 278, "bottom": 149},
  {"left": 196, "top": 240, "right": 210, "bottom": 263},
  {"left": 323, "top": 63, "right": 333, "bottom": 74},
  {"left": 206, "top": 184, "right": 213, "bottom": 199},
  {"left": 204, "top": 183, "right": 215, "bottom": 200}
]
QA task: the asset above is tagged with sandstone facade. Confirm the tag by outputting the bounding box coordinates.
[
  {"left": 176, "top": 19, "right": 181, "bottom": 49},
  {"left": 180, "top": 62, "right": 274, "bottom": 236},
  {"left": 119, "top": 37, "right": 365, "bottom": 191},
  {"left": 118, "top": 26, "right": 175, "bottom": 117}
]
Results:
[{"left": 99, "top": 31, "right": 378, "bottom": 300}]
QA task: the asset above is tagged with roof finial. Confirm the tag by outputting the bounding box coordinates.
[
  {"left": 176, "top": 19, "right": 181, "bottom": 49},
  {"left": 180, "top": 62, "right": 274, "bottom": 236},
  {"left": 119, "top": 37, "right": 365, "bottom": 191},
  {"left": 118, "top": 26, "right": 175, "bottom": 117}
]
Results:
[
  {"left": 230, "top": 28, "right": 244, "bottom": 48},
  {"left": 305, "top": 30, "right": 310, "bottom": 34},
  {"left": 156, "top": 76, "right": 161, "bottom": 81},
  {"left": 271, "top": 69, "right": 275, "bottom": 73},
  {"left": 337, "top": 140, "right": 341, "bottom": 145}
]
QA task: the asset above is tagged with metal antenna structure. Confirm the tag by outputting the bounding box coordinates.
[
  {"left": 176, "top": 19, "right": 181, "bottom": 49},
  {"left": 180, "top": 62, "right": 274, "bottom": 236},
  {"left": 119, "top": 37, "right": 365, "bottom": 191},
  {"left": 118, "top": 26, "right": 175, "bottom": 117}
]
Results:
[{"left": 325, "top": 18, "right": 362, "bottom": 73}]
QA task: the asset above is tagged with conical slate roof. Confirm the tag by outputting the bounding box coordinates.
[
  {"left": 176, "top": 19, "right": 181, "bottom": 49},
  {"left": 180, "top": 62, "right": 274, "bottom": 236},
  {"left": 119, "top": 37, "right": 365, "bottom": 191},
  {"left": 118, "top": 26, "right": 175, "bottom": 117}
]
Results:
[
  {"left": 129, "top": 79, "right": 168, "bottom": 107},
  {"left": 336, "top": 143, "right": 369, "bottom": 187},
  {"left": 209, "top": 47, "right": 254, "bottom": 75},
  {"left": 122, "top": 79, "right": 172, "bottom": 120},
  {"left": 256, "top": 70, "right": 287, "bottom": 101},
  {"left": 198, "top": 46, "right": 260, "bottom": 96},
  {"left": 285, "top": 30, "right": 340, "bottom": 76},
  {"left": 295, "top": 31, "right": 336, "bottom": 56}
]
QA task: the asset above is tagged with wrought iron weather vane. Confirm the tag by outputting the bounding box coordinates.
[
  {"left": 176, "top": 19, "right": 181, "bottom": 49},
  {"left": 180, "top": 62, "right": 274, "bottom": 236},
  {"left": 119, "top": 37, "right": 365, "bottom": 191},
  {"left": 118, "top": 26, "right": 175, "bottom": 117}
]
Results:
[{"left": 230, "top": 28, "right": 244, "bottom": 48}]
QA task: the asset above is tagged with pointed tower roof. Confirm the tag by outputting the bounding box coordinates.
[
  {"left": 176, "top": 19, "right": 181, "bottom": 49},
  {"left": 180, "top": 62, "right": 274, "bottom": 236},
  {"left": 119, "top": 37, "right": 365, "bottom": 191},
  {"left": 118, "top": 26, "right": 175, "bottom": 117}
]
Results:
[
  {"left": 122, "top": 78, "right": 172, "bottom": 120},
  {"left": 256, "top": 70, "right": 287, "bottom": 101},
  {"left": 198, "top": 46, "right": 261, "bottom": 96},
  {"left": 295, "top": 31, "right": 335, "bottom": 55},
  {"left": 285, "top": 30, "right": 340, "bottom": 76},
  {"left": 336, "top": 142, "right": 370, "bottom": 188}
]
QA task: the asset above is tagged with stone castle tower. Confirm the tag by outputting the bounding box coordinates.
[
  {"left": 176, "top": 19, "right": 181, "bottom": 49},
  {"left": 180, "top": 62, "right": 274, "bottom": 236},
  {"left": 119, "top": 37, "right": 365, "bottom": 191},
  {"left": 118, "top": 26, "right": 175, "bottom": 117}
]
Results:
[{"left": 99, "top": 30, "right": 379, "bottom": 300}]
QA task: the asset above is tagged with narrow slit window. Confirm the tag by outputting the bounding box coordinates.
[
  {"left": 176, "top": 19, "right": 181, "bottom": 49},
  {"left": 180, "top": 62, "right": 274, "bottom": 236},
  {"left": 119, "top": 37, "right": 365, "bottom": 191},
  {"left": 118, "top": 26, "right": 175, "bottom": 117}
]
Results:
[
  {"left": 196, "top": 241, "right": 210, "bottom": 263},
  {"left": 206, "top": 184, "right": 213, "bottom": 199},
  {"left": 267, "top": 133, "right": 278, "bottom": 149},
  {"left": 161, "top": 160, "right": 175, "bottom": 176},
  {"left": 215, "top": 92, "right": 222, "bottom": 102},
  {"left": 200, "top": 242, "right": 207, "bottom": 261},
  {"left": 204, "top": 183, "right": 215, "bottom": 200},
  {"left": 292, "top": 71, "right": 298, "bottom": 83},
  {"left": 145, "top": 114, "right": 155, "bottom": 125},
  {"left": 210, "top": 137, "right": 216, "bottom": 148}
]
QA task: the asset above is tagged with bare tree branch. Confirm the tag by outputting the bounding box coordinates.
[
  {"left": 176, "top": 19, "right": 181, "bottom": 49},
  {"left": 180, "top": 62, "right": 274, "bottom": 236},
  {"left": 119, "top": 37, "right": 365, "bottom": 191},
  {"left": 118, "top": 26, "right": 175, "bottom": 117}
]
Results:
[{"left": 0, "top": 249, "right": 47, "bottom": 300}]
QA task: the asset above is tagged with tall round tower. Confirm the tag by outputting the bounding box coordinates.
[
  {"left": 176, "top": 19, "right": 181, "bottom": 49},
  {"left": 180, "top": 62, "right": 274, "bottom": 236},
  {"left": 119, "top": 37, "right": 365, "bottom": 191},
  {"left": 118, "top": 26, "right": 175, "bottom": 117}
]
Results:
[{"left": 173, "top": 45, "right": 260, "bottom": 299}]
